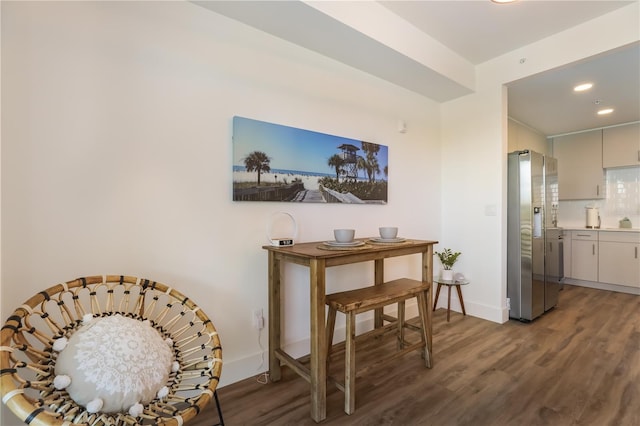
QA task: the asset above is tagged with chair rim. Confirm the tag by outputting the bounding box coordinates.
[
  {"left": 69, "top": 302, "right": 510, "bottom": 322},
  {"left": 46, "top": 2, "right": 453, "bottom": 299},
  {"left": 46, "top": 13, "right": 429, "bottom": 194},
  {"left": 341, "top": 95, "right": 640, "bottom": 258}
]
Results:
[{"left": 1, "top": 274, "right": 223, "bottom": 426}]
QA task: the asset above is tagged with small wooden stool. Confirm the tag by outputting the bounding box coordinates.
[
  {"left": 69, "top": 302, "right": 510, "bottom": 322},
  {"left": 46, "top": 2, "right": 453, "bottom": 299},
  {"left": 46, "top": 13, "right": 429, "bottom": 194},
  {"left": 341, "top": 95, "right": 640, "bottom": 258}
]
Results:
[
  {"left": 432, "top": 278, "right": 470, "bottom": 322},
  {"left": 325, "top": 278, "right": 432, "bottom": 415}
]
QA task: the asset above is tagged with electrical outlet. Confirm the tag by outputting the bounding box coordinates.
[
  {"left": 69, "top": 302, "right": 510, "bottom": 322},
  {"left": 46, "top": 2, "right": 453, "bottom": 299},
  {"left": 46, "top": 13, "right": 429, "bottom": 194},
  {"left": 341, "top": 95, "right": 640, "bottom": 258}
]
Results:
[
  {"left": 506, "top": 298, "right": 511, "bottom": 310},
  {"left": 252, "top": 308, "right": 264, "bottom": 330}
]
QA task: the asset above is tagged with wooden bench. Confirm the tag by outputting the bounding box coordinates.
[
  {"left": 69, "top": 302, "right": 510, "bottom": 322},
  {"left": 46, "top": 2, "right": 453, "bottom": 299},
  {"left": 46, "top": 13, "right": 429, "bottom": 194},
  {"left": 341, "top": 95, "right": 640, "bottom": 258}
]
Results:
[{"left": 325, "top": 278, "right": 432, "bottom": 415}]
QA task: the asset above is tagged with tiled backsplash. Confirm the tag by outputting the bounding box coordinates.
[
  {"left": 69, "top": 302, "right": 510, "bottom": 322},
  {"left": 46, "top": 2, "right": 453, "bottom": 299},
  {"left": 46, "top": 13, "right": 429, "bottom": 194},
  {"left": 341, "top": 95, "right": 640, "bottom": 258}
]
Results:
[{"left": 558, "top": 167, "right": 640, "bottom": 228}]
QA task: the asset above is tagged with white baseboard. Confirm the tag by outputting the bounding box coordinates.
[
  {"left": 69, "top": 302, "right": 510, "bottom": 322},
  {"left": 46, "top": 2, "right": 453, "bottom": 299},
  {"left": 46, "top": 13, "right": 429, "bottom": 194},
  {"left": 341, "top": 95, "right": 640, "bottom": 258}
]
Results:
[
  {"left": 564, "top": 279, "right": 640, "bottom": 295},
  {"left": 218, "top": 350, "right": 268, "bottom": 388},
  {"left": 434, "top": 291, "right": 506, "bottom": 324}
]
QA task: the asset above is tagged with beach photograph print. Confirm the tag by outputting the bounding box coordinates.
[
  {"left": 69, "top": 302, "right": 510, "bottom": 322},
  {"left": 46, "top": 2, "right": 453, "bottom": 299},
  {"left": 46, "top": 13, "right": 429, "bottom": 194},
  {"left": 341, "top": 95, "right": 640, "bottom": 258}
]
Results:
[{"left": 232, "top": 116, "right": 388, "bottom": 204}]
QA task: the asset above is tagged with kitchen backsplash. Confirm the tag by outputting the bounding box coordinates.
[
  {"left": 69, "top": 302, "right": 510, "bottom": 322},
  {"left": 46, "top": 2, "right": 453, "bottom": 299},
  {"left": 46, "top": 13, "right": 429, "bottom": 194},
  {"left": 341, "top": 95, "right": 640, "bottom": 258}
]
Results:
[{"left": 558, "top": 167, "right": 640, "bottom": 228}]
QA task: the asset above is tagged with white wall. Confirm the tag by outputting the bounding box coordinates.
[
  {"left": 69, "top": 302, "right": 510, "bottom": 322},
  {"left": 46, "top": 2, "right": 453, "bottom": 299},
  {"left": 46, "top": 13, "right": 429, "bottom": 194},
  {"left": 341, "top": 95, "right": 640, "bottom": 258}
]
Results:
[
  {"left": 1, "top": 1, "right": 638, "bottom": 424},
  {"left": 0, "top": 3, "right": 440, "bottom": 421},
  {"left": 440, "top": 2, "right": 639, "bottom": 323}
]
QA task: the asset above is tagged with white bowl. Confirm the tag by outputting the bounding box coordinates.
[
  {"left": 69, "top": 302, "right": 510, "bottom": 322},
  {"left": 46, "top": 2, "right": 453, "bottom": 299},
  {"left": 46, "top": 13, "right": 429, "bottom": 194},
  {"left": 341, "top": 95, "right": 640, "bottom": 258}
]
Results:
[
  {"left": 334, "top": 229, "right": 355, "bottom": 243},
  {"left": 379, "top": 227, "right": 398, "bottom": 239}
]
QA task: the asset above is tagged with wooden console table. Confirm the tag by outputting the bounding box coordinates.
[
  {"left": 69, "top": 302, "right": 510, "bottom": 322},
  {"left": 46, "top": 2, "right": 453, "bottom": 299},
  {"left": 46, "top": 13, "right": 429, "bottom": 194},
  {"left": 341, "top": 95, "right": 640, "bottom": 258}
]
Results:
[{"left": 262, "top": 238, "right": 437, "bottom": 422}]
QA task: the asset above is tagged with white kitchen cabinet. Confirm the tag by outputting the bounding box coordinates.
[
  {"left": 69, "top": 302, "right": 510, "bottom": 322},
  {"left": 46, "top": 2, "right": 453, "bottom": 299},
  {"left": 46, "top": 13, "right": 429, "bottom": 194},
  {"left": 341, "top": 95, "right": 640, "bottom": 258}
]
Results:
[
  {"left": 602, "top": 123, "right": 640, "bottom": 168},
  {"left": 571, "top": 231, "right": 598, "bottom": 281},
  {"left": 598, "top": 231, "right": 640, "bottom": 287},
  {"left": 553, "top": 130, "right": 604, "bottom": 200},
  {"left": 508, "top": 118, "right": 550, "bottom": 155}
]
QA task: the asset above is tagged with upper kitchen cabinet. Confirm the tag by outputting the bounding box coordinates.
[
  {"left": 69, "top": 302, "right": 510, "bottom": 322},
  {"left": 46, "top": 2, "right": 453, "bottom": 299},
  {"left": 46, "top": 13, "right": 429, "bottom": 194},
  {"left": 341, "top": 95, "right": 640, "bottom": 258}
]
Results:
[
  {"left": 508, "top": 119, "right": 550, "bottom": 155},
  {"left": 552, "top": 129, "right": 604, "bottom": 200},
  {"left": 602, "top": 122, "right": 640, "bottom": 168}
]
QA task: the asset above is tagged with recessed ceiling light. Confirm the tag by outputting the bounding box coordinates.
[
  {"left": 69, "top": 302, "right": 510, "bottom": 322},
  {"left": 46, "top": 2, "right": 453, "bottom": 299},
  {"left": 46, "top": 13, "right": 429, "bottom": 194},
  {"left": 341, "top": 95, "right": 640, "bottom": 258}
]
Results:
[
  {"left": 491, "top": 0, "right": 517, "bottom": 3},
  {"left": 597, "top": 108, "right": 614, "bottom": 115},
  {"left": 574, "top": 83, "right": 593, "bottom": 92}
]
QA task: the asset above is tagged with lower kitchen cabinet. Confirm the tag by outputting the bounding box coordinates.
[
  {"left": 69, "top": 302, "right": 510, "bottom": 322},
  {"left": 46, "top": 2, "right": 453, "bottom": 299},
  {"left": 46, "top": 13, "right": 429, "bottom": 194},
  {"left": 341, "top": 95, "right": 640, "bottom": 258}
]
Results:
[
  {"left": 598, "top": 232, "right": 640, "bottom": 288},
  {"left": 571, "top": 231, "right": 598, "bottom": 282}
]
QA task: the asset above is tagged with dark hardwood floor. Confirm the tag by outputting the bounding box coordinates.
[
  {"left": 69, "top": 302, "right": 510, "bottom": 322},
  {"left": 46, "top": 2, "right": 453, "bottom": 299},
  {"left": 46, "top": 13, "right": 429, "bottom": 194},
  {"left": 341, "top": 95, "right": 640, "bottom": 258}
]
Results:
[{"left": 203, "top": 285, "right": 639, "bottom": 426}]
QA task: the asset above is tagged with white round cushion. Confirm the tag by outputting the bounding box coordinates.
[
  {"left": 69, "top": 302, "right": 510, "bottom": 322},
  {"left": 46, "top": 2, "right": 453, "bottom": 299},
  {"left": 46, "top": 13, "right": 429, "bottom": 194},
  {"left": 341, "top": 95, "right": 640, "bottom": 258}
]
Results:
[{"left": 54, "top": 314, "right": 174, "bottom": 413}]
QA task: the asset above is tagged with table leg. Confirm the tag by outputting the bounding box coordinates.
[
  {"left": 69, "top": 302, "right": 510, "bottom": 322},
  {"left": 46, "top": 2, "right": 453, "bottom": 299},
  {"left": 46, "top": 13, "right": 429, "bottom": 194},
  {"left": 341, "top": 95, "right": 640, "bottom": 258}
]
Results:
[
  {"left": 309, "top": 259, "right": 327, "bottom": 422},
  {"left": 374, "top": 258, "right": 384, "bottom": 328},
  {"left": 268, "top": 251, "right": 281, "bottom": 381},
  {"left": 417, "top": 290, "right": 432, "bottom": 368},
  {"left": 455, "top": 284, "right": 466, "bottom": 315},
  {"left": 447, "top": 285, "right": 452, "bottom": 322},
  {"left": 422, "top": 248, "right": 433, "bottom": 366},
  {"left": 433, "top": 283, "right": 442, "bottom": 311}
]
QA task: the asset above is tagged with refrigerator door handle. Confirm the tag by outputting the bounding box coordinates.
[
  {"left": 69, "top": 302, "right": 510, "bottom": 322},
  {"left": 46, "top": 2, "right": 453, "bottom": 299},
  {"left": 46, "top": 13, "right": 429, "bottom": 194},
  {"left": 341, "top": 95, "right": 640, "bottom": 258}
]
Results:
[{"left": 559, "top": 241, "right": 564, "bottom": 282}]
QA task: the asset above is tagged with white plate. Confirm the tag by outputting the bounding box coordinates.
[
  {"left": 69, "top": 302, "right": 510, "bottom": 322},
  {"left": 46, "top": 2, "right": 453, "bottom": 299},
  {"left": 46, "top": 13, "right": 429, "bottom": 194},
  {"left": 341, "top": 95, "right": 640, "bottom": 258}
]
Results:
[
  {"left": 324, "top": 240, "right": 365, "bottom": 247},
  {"left": 369, "top": 237, "right": 406, "bottom": 243}
]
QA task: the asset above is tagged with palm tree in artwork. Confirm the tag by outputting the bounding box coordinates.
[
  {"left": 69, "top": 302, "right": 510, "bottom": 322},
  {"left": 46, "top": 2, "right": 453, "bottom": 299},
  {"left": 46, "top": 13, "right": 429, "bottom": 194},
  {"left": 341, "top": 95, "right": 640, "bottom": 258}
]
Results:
[
  {"left": 244, "top": 151, "right": 271, "bottom": 185},
  {"left": 356, "top": 155, "right": 367, "bottom": 180},
  {"left": 361, "top": 141, "right": 381, "bottom": 183},
  {"left": 365, "top": 157, "right": 381, "bottom": 183},
  {"left": 328, "top": 154, "right": 345, "bottom": 181}
]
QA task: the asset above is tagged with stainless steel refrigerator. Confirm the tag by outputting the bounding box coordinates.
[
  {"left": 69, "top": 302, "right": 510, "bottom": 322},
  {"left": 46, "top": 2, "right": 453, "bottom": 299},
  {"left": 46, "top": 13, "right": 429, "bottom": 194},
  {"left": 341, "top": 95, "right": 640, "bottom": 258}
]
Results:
[{"left": 507, "top": 150, "right": 563, "bottom": 321}]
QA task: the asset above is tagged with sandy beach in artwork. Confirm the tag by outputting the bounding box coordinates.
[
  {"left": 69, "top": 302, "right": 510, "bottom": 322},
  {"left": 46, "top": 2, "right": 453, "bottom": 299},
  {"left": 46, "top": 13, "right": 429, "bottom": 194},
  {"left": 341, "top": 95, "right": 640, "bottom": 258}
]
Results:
[{"left": 233, "top": 170, "right": 323, "bottom": 190}]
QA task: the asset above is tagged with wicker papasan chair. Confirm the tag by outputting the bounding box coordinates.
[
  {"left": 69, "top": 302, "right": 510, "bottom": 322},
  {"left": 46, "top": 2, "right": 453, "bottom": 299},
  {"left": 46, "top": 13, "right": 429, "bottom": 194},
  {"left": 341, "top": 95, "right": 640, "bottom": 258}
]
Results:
[{"left": 1, "top": 275, "right": 223, "bottom": 426}]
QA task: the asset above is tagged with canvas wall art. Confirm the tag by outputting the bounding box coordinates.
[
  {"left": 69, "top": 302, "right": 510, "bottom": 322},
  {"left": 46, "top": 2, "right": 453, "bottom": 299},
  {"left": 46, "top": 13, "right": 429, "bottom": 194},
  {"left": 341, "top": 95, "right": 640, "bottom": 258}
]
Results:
[{"left": 232, "top": 116, "right": 388, "bottom": 204}]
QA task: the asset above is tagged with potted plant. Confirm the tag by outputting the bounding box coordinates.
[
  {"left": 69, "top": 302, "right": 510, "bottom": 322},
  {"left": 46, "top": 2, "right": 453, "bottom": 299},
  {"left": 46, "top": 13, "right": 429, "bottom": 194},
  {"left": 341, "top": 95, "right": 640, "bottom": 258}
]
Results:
[{"left": 435, "top": 248, "right": 461, "bottom": 281}]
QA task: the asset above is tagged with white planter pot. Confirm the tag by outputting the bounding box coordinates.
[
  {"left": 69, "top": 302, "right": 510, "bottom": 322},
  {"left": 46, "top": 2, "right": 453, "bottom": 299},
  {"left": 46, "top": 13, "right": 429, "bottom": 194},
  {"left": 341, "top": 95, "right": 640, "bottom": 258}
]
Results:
[{"left": 441, "top": 269, "right": 454, "bottom": 281}]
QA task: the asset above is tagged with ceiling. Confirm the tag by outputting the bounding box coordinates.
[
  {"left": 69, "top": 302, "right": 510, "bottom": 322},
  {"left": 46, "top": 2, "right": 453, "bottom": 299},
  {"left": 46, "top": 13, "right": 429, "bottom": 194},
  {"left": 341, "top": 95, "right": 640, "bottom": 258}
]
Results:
[
  {"left": 507, "top": 43, "right": 639, "bottom": 136},
  {"left": 195, "top": 0, "right": 639, "bottom": 136}
]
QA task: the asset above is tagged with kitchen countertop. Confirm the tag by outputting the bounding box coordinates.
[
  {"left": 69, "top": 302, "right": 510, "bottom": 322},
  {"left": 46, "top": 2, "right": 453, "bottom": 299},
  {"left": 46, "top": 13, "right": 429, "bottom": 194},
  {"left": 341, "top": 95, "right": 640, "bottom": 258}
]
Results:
[{"left": 562, "top": 227, "right": 640, "bottom": 233}]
